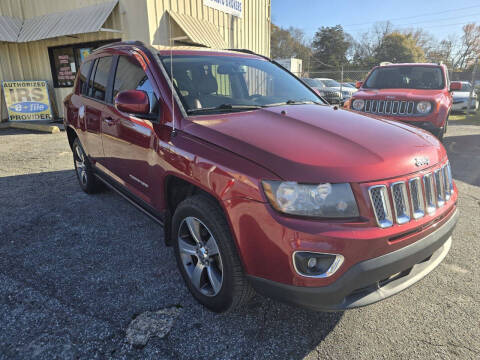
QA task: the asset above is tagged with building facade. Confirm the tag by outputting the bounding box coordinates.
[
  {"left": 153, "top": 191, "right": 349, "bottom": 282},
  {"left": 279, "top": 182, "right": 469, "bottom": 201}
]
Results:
[{"left": 0, "top": 0, "right": 271, "bottom": 120}]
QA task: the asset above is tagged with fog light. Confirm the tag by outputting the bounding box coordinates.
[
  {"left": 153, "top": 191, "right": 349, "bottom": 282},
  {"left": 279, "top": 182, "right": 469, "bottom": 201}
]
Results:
[
  {"left": 293, "top": 251, "right": 344, "bottom": 278},
  {"left": 307, "top": 257, "right": 318, "bottom": 269}
]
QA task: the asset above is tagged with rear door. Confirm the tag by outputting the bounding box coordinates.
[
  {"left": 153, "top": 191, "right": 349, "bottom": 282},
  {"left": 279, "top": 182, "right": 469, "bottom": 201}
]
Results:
[
  {"left": 100, "top": 53, "right": 161, "bottom": 206},
  {"left": 80, "top": 55, "right": 114, "bottom": 164}
]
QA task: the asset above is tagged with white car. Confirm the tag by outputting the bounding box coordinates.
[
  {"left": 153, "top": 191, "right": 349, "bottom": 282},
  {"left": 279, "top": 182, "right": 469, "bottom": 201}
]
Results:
[
  {"left": 314, "top": 78, "right": 357, "bottom": 101},
  {"left": 451, "top": 81, "right": 478, "bottom": 112}
]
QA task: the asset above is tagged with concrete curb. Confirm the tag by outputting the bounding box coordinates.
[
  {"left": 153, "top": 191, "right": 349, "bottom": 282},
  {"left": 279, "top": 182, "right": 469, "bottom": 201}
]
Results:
[{"left": 0, "top": 122, "right": 60, "bottom": 133}]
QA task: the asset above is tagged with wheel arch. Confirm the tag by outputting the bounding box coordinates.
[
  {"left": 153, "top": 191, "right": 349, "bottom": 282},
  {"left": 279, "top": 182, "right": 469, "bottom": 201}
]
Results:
[
  {"left": 163, "top": 174, "right": 225, "bottom": 246},
  {"left": 66, "top": 126, "right": 78, "bottom": 150}
]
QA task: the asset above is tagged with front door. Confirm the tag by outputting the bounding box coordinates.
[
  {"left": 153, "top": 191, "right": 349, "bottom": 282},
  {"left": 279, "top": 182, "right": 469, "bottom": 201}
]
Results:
[{"left": 101, "top": 54, "right": 162, "bottom": 206}]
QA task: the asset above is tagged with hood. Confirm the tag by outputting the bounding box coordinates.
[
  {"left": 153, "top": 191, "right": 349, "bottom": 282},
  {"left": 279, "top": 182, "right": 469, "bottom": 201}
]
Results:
[
  {"left": 354, "top": 88, "right": 443, "bottom": 101},
  {"left": 184, "top": 104, "right": 446, "bottom": 183}
]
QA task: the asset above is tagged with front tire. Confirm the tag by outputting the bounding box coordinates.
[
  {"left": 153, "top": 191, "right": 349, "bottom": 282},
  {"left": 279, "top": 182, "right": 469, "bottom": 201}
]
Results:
[
  {"left": 172, "top": 195, "right": 254, "bottom": 312},
  {"left": 72, "top": 138, "right": 103, "bottom": 194}
]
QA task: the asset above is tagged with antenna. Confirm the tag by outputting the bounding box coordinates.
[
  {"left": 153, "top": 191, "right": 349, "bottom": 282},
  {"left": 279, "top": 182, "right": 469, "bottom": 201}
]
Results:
[{"left": 169, "top": 13, "right": 177, "bottom": 136}]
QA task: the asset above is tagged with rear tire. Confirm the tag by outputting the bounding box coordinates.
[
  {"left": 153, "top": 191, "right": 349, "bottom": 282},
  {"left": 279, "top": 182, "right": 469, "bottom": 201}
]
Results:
[
  {"left": 72, "top": 138, "right": 103, "bottom": 194},
  {"left": 172, "top": 194, "right": 254, "bottom": 312}
]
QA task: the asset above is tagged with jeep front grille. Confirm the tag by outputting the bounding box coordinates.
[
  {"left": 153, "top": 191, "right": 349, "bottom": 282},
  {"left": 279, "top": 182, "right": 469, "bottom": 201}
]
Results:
[
  {"left": 363, "top": 100, "right": 415, "bottom": 116},
  {"left": 368, "top": 162, "right": 454, "bottom": 228}
]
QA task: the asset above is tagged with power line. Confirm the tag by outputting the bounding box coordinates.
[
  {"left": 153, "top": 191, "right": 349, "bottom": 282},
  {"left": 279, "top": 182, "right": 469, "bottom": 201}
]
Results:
[
  {"left": 346, "top": 20, "right": 478, "bottom": 34},
  {"left": 342, "top": 4, "right": 480, "bottom": 28},
  {"left": 344, "top": 12, "right": 480, "bottom": 30}
]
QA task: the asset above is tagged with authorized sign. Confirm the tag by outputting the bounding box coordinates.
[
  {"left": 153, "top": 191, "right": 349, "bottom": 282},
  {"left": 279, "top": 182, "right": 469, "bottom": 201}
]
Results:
[
  {"left": 1, "top": 81, "right": 53, "bottom": 121},
  {"left": 204, "top": 0, "right": 242, "bottom": 17}
]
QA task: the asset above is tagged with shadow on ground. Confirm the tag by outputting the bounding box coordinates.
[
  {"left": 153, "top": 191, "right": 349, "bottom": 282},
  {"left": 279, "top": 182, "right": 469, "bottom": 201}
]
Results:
[
  {"left": 443, "top": 133, "right": 480, "bottom": 187},
  {"left": 0, "top": 170, "right": 342, "bottom": 359}
]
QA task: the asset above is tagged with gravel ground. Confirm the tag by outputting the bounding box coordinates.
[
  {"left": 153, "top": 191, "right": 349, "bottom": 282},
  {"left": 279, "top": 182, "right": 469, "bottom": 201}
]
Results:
[{"left": 0, "top": 121, "right": 479, "bottom": 360}]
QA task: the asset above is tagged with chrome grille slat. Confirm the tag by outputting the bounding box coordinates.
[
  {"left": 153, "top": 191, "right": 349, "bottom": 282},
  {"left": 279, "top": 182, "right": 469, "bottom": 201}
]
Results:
[
  {"left": 368, "top": 185, "right": 393, "bottom": 228},
  {"left": 434, "top": 169, "right": 445, "bottom": 207},
  {"left": 423, "top": 173, "right": 436, "bottom": 214},
  {"left": 442, "top": 165, "right": 451, "bottom": 201},
  {"left": 408, "top": 177, "right": 425, "bottom": 219},
  {"left": 391, "top": 182, "right": 410, "bottom": 224}
]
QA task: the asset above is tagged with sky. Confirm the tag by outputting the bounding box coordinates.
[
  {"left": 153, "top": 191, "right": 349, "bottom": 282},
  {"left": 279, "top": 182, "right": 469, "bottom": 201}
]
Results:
[{"left": 271, "top": 0, "right": 480, "bottom": 42}]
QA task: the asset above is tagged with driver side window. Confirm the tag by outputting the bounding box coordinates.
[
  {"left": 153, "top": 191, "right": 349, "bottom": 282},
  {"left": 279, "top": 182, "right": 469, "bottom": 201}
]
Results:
[{"left": 113, "top": 55, "right": 159, "bottom": 116}]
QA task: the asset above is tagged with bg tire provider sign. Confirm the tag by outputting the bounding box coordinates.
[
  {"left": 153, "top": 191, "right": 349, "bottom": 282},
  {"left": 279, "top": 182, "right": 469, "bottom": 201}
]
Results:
[{"left": 1, "top": 81, "right": 53, "bottom": 121}]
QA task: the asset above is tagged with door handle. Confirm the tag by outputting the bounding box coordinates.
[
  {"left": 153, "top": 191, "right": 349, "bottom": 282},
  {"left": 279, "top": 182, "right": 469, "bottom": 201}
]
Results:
[{"left": 104, "top": 117, "right": 115, "bottom": 126}]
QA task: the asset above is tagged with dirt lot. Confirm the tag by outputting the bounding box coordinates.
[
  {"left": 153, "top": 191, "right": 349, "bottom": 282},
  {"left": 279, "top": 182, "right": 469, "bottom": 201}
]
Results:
[{"left": 0, "top": 118, "right": 479, "bottom": 359}]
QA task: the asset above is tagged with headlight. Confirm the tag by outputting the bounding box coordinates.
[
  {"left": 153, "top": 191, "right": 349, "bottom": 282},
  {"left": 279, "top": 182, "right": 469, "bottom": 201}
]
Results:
[
  {"left": 416, "top": 101, "right": 432, "bottom": 113},
  {"left": 352, "top": 99, "right": 364, "bottom": 110},
  {"left": 342, "top": 91, "right": 351, "bottom": 98},
  {"left": 262, "top": 181, "right": 359, "bottom": 218}
]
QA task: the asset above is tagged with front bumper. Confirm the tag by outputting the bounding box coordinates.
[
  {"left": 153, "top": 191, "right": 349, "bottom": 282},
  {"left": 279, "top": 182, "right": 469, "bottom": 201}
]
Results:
[{"left": 248, "top": 208, "right": 458, "bottom": 311}]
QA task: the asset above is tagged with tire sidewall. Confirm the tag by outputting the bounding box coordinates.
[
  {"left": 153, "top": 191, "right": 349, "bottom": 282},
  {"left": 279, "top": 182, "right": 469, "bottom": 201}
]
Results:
[
  {"left": 172, "top": 199, "right": 236, "bottom": 312},
  {"left": 72, "top": 138, "right": 94, "bottom": 193}
]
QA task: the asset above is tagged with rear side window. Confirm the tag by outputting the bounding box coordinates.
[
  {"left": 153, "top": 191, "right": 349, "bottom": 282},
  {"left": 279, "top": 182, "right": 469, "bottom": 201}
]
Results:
[
  {"left": 78, "top": 61, "right": 92, "bottom": 95},
  {"left": 113, "top": 56, "right": 159, "bottom": 115},
  {"left": 88, "top": 56, "right": 113, "bottom": 102}
]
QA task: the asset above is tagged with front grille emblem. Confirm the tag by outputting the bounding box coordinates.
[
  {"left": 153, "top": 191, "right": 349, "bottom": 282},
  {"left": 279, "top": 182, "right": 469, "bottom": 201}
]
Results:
[{"left": 414, "top": 157, "right": 429, "bottom": 167}]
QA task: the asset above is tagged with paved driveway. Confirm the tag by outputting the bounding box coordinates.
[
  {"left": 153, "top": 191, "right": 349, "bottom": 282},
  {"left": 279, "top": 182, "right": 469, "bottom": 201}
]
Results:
[{"left": 0, "top": 120, "right": 479, "bottom": 359}]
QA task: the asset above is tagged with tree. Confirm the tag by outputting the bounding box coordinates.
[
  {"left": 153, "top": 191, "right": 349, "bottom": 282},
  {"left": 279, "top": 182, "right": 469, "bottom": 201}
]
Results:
[
  {"left": 374, "top": 32, "right": 425, "bottom": 63},
  {"left": 452, "top": 23, "right": 480, "bottom": 69},
  {"left": 270, "top": 24, "right": 312, "bottom": 65},
  {"left": 311, "top": 25, "right": 352, "bottom": 70}
]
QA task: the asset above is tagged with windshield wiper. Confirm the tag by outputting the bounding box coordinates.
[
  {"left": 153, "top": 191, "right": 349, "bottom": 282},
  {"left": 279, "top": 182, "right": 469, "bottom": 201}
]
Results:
[
  {"left": 266, "top": 100, "right": 324, "bottom": 107},
  {"left": 187, "top": 104, "right": 263, "bottom": 114}
]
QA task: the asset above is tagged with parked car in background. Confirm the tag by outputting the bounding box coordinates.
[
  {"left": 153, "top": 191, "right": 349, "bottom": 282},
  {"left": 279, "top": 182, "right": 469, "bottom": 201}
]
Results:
[
  {"left": 316, "top": 78, "right": 357, "bottom": 101},
  {"left": 64, "top": 42, "right": 458, "bottom": 313},
  {"left": 342, "top": 82, "right": 357, "bottom": 89},
  {"left": 451, "top": 81, "right": 478, "bottom": 113},
  {"left": 301, "top": 78, "right": 342, "bottom": 104},
  {"left": 346, "top": 63, "right": 462, "bottom": 140}
]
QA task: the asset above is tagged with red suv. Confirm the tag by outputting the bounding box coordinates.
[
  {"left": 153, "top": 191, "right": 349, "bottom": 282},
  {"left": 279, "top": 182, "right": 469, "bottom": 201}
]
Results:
[
  {"left": 64, "top": 42, "right": 458, "bottom": 312},
  {"left": 347, "top": 63, "right": 462, "bottom": 140}
]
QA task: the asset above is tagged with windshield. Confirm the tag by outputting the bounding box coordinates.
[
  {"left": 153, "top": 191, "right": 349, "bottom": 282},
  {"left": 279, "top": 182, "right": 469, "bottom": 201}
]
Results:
[
  {"left": 364, "top": 66, "right": 445, "bottom": 90},
  {"left": 302, "top": 78, "right": 324, "bottom": 88},
  {"left": 342, "top": 83, "right": 355, "bottom": 88},
  {"left": 160, "top": 55, "right": 324, "bottom": 114},
  {"left": 319, "top": 79, "right": 341, "bottom": 87}
]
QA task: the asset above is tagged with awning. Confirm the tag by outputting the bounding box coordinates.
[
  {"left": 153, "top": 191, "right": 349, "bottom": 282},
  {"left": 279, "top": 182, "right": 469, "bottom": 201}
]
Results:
[
  {"left": 0, "top": 15, "right": 22, "bottom": 42},
  {"left": 167, "top": 10, "right": 226, "bottom": 49},
  {"left": 0, "top": 1, "right": 119, "bottom": 43}
]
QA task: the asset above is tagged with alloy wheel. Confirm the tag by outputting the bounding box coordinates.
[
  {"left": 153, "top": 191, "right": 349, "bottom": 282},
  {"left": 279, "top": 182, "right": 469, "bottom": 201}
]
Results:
[
  {"left": 74, "top": 145, "right": 88, "bottom": 186},
  {"left": 178, "top": 217, "right": 223, "bottom": 297}
]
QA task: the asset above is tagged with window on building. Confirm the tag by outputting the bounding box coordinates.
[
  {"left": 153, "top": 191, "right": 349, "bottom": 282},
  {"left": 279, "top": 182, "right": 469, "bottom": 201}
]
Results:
[
  {"left": 113, "top": 56, "right": 159, "bottom": 115},
  {"left": 48, "top": 39, "right": 120, "bottom": 88}
]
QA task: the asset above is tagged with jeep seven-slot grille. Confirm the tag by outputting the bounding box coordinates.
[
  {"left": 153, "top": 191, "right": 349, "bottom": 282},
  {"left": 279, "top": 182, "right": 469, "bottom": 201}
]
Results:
[
  {"left": 363, "top": 100, "right": 415, "bottom": 116},
  {"left": 368, "top": 162, "right": 454, "bottom": 228}
]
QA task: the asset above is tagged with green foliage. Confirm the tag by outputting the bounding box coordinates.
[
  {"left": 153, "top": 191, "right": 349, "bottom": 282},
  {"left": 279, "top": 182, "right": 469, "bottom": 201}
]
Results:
[
  {"left": 311, "top": 25, "right": 352, "bottom": 70},
  {"left": 270, "top": 24, "right": 312, "bottom": 64},
  {"left": 374, "top": 32, "right": 425, "bottom": 64}
]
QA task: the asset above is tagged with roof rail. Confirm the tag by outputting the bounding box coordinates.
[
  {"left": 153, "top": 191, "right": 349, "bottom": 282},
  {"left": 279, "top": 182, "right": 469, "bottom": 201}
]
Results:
[
  {"left": 95, "top": 40, "right": 146, "bottom": 51},
  {"left": 226, "top": 48, "right": 272, "bottom": 61}
]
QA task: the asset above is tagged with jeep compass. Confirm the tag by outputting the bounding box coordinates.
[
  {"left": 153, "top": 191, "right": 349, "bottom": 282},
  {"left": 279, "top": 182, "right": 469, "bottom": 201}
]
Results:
[{"left": 63, "top": 42, "right": 458, "bottom": 312}]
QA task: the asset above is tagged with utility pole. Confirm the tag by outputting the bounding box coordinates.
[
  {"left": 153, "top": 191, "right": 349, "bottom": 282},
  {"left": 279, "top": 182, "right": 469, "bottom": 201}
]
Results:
[{"left": 468, "top": 56, "right": 478, "bottom": 114}]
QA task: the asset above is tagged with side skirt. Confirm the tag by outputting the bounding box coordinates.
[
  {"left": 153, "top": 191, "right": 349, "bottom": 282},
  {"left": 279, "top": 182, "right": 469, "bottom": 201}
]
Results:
[{"left": 94, "top": 169, "right": 165, "bottom": 227}]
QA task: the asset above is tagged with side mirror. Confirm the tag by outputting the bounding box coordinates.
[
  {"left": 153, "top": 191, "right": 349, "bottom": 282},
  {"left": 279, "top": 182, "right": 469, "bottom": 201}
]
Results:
[
  {"left": 355, "top": 81, "right": 363, "bottom": 89},
  {"left": 114, "top": 90, "right": 150, "bottom": 115},
  {"left": 449, "top": 81, "right": 462, "bottom": 91}
]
